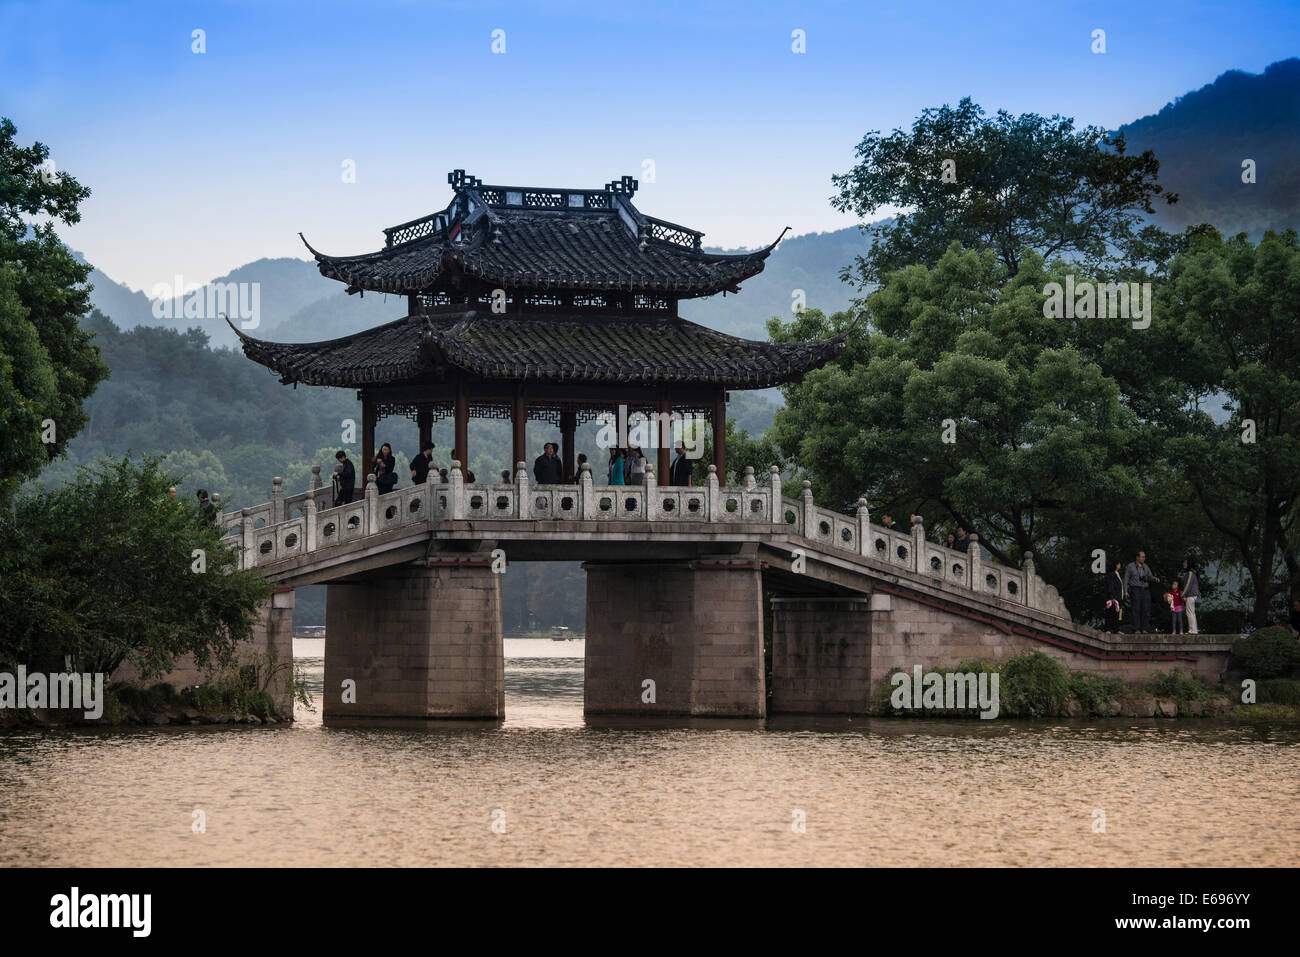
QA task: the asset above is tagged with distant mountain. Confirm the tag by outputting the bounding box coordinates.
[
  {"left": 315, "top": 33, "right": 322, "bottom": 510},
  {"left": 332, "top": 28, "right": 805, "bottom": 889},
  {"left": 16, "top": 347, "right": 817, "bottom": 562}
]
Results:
[
  {"left": 688, "top": 226, "right": 869, "bottom": 338},
  {"left": 73, "top": 252, "right": 155, "bottom": 330},
  {"left": 81, "top": 255, "right": 342, "bottom": 349},
  {"left": 1118, "top": 57, "right": 1300, "bottom": 236},
  {"left": 261, "top": 286, "right": 401, "bottom": 343}
]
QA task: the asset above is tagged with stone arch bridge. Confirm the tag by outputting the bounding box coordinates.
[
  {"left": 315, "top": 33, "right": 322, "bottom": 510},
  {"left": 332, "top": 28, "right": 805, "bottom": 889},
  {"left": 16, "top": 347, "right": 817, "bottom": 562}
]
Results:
[{"left": 208, "top": 463, "right": 1235, "bottom": 720}]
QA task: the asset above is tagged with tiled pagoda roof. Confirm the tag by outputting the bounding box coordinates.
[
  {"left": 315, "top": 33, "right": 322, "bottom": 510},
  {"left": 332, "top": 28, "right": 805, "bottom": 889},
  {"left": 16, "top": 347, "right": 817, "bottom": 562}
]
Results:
[
  {"left": 300, "top": 170, "right": 785, "bottom": 298},
  {"left": 228, "top": 310, "right": 847, "bottom": 390}
]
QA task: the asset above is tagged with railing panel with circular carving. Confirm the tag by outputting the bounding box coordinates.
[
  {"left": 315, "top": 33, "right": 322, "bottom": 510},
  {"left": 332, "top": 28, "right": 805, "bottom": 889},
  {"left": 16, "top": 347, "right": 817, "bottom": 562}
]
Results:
[{"left": 226, "top": 474, "right": 1063, "bottom": 617}]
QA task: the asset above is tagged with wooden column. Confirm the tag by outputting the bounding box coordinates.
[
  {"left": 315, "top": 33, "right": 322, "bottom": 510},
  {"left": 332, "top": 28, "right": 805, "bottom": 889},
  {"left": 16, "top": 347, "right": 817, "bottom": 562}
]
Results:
[
  {"left": 712, "top": 389, "right": 727, "bottom": 482},
  {"left": 417, "top": 405, "right": 433, "bottom": 453},
  {"left": 560, "top": 407, "right": 576, "bottom": 482},
  {"left": 454, "top": 380, "right": 469, "bottom": 472},
  {"left": 361, "top": 392, "right": 376, "bottom": 491},
  {"left": 657, "top": 390, "right": 671, "bottom": 483},
  {"left": 512, "top": 387, "right": 527, "bottom": 473}
]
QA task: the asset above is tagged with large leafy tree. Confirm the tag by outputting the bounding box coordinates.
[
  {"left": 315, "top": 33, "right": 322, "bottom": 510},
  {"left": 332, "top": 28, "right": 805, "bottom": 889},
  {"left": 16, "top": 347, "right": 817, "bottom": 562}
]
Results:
[
  {"left": 831, "top": 98, "right": 1179, "bottom": 283},
  {"left": 0, "top": 455, "right": 270, "bottom": 676},
  {"left": 767, "top": 246, "right": 1220, "bottom": 617},
  {"left": 1163, "top": 230, "right": 1300, "bottom": 624},
  {"left": 0, "top": 118, "right": 109, "bottom": 502}
]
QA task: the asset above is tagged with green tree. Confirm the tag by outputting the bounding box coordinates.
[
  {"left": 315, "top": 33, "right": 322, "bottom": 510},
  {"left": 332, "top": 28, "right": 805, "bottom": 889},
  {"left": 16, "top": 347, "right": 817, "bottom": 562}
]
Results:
[
  {"left": 768, "top": 248, "right": 1164, "bottom": 616},
  {"left": 160, "top": 449, "right": 231, "bottom": 499},
  {"left": 831, "top": 98, "right": 1178, "bottom": 283},
  {"left": 0, "top": 118, "right": 109, "bottom": 502},
  {"left": 0, "top": 455, "right": 270, "bottom": 676},
  {"left": 1163, "top": 230, "right": 1300, "bottom": 624}
]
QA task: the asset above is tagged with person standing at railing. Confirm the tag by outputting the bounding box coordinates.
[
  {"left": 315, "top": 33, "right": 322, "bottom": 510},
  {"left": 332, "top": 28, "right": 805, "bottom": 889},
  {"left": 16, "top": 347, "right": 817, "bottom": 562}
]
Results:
[
  {"left": 1105, "top": 561, "right": 1125, "bottom": 633},
  {"left": 669, "top": 442, "right": 692, "bottom": 486},
  {"left": 331, "top": 451, "right": 355, "bottom": 506},
  {"left": 1178, "top": 559, "right": 1201, "bottom": 635},
  {"left": 534, "top": 442, "right": 563, "bottom": 484},
  {"left": 1124, "top": 550, "right": 1159, "bottom": 633},
  {"left": 627, "top": 447, "right": 646, "bottom": 486},
  {"left": 607, "top": 447, "right": 625, "bottom": 486},
  {"left": 879, "top": 514, "right": 908, "bottom": 560},
  {"left": 410, "top": 442, "right": 435, "bottom": 485},
  {"left": 1168, "top": 580, "right": 1186, "bottom": 635},
  {"left": 196, "top": 489, "right": 217, "bottom": 525},
  {"left": 574, "top": 453, "right": 588, "bottom": 483},
  {"left": 954, "top": 527, "right": 971, "bottom": 553},
  {"left": 373, "top": 443, "right": 398, "bottom": 495}
]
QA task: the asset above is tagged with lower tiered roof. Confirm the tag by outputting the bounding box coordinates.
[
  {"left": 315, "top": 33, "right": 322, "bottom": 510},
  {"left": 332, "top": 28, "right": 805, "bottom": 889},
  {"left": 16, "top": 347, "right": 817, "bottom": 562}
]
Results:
[{"left": 229, "top": 310, "right": 846, "bottom": 390}]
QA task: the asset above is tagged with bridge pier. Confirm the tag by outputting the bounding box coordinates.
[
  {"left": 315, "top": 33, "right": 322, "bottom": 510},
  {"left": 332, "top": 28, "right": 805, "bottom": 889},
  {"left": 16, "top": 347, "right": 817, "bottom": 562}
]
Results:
[
  {"left": 583, "top": 559, "right": 766, "bottom": 717},
  {"left": 323, "top": 560, "right": 504, "bottom": 720}
]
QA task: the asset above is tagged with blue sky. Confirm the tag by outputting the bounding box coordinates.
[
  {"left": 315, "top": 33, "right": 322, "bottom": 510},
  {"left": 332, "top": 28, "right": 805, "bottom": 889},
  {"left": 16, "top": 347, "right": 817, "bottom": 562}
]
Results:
[{"left": 3, "top": 0, "right": 1296, "bottom": 291}]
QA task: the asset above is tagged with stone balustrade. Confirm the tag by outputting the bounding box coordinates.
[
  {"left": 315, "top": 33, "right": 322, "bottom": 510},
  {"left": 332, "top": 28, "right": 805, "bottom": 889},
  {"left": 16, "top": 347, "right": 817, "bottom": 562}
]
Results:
[{"left": 215, "top": 460, "right": 1069, "bottom": 618}]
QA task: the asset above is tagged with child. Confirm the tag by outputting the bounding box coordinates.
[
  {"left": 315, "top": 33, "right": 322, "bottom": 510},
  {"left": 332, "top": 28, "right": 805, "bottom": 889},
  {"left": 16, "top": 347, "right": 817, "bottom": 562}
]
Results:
[{"left": 1169, "top": 581, "right": 1185, "bottom": 635}]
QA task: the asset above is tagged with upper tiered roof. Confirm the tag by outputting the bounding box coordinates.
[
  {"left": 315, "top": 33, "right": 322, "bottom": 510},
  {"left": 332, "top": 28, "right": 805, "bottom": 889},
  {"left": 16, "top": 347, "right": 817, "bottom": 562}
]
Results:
[{"left": 301, "top": 170, "right": 785, "bottom": 299}]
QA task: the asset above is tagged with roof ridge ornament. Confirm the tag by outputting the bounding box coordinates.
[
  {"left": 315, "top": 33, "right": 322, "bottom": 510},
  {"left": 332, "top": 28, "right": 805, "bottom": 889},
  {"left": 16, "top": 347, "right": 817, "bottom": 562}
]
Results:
[
  {"left": 448, "top": 169, "right": 482, "bottom": 190},
  {"left": 605, "top": 175, "right": 638, "bottom": 196}
]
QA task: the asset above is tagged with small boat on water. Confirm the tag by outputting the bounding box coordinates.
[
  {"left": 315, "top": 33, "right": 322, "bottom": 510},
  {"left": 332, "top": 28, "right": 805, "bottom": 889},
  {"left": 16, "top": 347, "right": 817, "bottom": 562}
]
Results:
[{"left": 551, "top": 626, "right": 571, "bottom": 641}]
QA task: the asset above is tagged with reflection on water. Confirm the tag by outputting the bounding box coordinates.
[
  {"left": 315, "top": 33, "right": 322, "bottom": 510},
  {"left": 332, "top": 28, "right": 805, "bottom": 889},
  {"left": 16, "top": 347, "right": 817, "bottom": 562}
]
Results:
[{"left": 0, "top": 637, "right": 1296, "bottom": 867}]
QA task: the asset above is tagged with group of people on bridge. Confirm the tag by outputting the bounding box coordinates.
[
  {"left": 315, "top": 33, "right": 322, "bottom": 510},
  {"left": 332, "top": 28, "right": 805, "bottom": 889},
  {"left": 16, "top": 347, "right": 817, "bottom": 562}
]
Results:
[
  {"left": 1106, "top": 552, "right": 1202, "bottom": 635},
  {"left": 329, "top": 440, "right": 699, "bottom": 508}
]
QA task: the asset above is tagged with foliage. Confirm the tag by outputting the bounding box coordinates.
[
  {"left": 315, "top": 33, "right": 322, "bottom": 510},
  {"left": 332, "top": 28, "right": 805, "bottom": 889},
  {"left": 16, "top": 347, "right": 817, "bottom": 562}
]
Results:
[
  {"left": 765, "top": 249, "right": 1181, "bottom": 612},
  {"left": 1233, "top": 702, "right": 1300, "bottom": 725},
  {"left": 1067, "top": 672, "right": 1128, "bottom": 713},
  {"left": 1257, "top": 678, "right": 1300, "bottom": 706},
  {"left": 830, "top": 97, "right": 1178, "bottom": 284},
  {"left": 0, "top": 117, "right": 110, "bottom": 502},
  {"left": 1145, "top": 669, "right": 1212, "bottom": 703},
  {"left": 0, "top": 454, "right": 270, "bottom": 677},
  {"left": 1231, "top": 627, "right": 1300, "bottom": 680},
  {"left": 1162, "top": 229, "right": 1300, "bottom": 625},
  {"left": 999, "top": 651, "right": 1071, "bottom": 717}
]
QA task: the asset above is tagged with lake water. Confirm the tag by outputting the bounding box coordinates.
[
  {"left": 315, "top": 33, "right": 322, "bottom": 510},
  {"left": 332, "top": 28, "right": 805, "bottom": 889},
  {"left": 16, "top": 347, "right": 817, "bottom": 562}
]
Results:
[{"left": 0, "top": 637, "right": 1296, "bottom": 867}]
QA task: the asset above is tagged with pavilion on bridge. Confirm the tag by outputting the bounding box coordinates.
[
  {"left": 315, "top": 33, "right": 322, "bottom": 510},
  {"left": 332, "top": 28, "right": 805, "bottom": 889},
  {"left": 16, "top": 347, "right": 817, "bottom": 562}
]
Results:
[{"left": 230, "top": 169, "right": 846, "bottom": 483}]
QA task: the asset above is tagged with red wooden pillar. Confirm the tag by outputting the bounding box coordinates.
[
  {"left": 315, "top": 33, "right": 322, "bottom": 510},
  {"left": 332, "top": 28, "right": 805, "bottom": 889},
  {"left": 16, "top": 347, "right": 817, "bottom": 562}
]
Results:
[
  {"left": 454, "top": 379, "right": 469, "bottom": 473},
  {"left": 657, "top": 389, "right": 671, "bottom": 482},
  {"left": 361, "top": 391, "right": 376, "bottom": 489},
  {"left": 512, "top": 387, "right": 527, "bottom": 473},
  {"left": 712, "top": 389, "right": 727, "bottom": 482},
  {"left": 560, "top": 407, "right": 576, "bottom": 482},
  {"left": 417, "top": 405, "right": 433, "bottom": 453}
]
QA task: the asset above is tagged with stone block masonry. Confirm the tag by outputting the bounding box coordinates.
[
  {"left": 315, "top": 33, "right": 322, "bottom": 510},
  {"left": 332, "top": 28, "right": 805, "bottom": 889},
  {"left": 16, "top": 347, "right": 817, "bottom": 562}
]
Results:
[
  {"left": 584, "top": 560, "right": 765, "bottom": 717},
  {"left": 324, "top": 561, "right": 504, "bottom": 719},
  {"left": 771, "top": 589, "right": 1233, "bottom": 715},
  {"left": 769, "top": 597, "right": 874, "bottom": 714}
]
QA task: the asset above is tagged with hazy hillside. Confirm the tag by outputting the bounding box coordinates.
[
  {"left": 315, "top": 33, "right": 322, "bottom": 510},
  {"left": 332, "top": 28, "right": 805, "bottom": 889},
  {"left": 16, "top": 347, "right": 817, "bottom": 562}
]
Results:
[
  {"left": 1119, "top": 57, "right": 1300, "bottom": 236},
  {"left": 688, "top": 226, "right": 868, "bottom": 338},
  {"left": 82, "top": 256, "right": 355, "bottom": 349}
]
